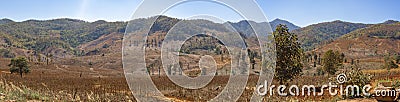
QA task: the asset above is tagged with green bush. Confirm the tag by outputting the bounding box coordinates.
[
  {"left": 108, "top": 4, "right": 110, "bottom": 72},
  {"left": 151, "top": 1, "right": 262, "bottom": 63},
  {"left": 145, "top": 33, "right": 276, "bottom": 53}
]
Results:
[
  {"left": 344, "top": 65, "right": 371, "bottom": 98},
  {"left": 0, "top": 48, "right": 15, "bottom": 58}
]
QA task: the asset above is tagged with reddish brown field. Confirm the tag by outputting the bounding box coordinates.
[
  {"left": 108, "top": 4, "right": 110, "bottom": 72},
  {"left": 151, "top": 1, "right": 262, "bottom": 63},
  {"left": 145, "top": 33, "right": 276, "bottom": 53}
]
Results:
[{"left": 1, "top": 59, "right": 399, "bottom": 101}]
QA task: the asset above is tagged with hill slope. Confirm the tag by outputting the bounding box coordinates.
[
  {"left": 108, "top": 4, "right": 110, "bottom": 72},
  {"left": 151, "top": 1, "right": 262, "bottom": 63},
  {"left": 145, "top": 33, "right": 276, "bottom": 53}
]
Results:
[
  {"left": 315, "top": 22, "right": 400, "bottom": 58},
  {"left": 291, "top": 20, "right": 370, "bottom": 50},
  {"left": 0, "top": 16, "right": 271, "bottom": 60},
  {"left": 0, "top": 18, "right": 126, "bottom": 58}
]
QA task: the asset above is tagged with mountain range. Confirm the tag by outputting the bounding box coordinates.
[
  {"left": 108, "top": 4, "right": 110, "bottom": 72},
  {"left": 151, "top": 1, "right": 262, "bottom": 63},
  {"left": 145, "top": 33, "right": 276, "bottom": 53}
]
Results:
[
  {"left": 0, "top": 16, "right": 399, "bottom": 60},
  {"left": 291, "top": 20, "right": 371, "bottom": 50}
]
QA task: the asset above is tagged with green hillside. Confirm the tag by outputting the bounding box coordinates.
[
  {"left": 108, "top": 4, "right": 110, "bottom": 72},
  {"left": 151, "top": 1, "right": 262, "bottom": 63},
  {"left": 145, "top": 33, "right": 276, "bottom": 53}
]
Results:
[
  {"left": 291, "top": 20, "right": 370, "bottom": 50},
  {"left": 0, "top": 18, "right": 126, "bottom": 56}
]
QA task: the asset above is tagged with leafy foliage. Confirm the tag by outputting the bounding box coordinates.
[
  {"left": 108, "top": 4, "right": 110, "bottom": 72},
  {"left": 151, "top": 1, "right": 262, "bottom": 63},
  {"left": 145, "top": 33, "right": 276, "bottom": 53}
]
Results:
[
  {"left": 322, "top": 50, "right": 343, "bottom": 75},
  {"left": 273, "top": 24, "right": 303, "bottom": 84},
  {"left": 383, "top": 54, "right": 399, "bottom": 70},
  {"left": 8, "top": 57, "right": 30, "bottom": 77},
  {"left": 344, "top": 65, "right": 371, "bottom": 98},
  {"left": 394, "top": 55, "right": 400, "bottom": 64}
]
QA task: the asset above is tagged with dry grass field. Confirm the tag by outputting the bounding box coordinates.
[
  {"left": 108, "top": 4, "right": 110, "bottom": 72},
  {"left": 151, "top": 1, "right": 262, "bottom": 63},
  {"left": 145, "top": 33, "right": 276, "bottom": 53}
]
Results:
[{"left": 1, "top": 55, "right": 400, "bottom": 101}]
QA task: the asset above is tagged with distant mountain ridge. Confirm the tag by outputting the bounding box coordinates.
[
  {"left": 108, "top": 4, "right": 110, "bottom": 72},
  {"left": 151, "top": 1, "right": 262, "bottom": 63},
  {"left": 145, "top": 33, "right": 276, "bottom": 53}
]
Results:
[
  {"left": 0, "top": 16, "right": 399, "bottom": 59},
  {"left": 380, "top": 20, "right": 399, "bottom": 25},
  {"left": 269, "top": 18, "right": 300, "bottom": 31},
  {"left": 0, "top": 18, "right": 14, "bottom": 25}
]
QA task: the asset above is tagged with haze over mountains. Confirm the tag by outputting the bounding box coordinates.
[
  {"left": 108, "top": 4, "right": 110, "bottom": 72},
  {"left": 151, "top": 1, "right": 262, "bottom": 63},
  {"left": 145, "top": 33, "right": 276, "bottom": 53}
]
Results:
[{"left": 0, "top": 16, "right": 399, "bottom": 61}]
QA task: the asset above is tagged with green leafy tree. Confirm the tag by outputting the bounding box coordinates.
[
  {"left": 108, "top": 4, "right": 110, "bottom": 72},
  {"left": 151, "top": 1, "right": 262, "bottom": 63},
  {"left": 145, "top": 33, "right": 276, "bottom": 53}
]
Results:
[
  {"left": 322, "top": 50, "right": 343, "bottom": 75},
  {"left": 344, "top": 64, "right": 371, "bottom": 98},
  {"left": 46, "top": 53, "right": 53, "bottom": 65},
  {"left": 383, "top": 55, "right": 398, "bottom": 70},
  {"left": 248, "top": 49, "right": 256, "bottom": 69},
  {"left": 394, "top": 55, "right": 400, "bottom": 64},
  {"left": 388, "top": 61, "right": 398, "bottom": 69},
  {"left": 273, "top": 24, "right": 303, "bottom": 84},
  {"left": 8, "top": 57, "right": 30, "bottom": 77}
]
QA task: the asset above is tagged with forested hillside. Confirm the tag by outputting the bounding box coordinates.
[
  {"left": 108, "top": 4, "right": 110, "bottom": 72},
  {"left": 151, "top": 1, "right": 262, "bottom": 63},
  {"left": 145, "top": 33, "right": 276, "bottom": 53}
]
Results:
[
  {"left": 0, "top": 18, "right": 126, "bottom": 58},
  {"left": 0, "top": 16, "right": 280, "bottom": 58},
  {"left": 291, "top": 20, "right": 370, "bottom": 50}
]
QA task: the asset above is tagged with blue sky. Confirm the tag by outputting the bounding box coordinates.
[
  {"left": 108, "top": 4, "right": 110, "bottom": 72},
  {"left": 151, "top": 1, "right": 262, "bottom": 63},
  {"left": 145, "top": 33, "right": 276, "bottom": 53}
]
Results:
[{"left": 0, "top": 0, "right": 399, "bottom": 27}]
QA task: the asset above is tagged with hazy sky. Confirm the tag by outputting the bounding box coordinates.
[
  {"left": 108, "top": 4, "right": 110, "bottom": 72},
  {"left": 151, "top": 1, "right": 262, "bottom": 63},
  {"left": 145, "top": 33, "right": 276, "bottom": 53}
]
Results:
[{"left": 0, "top": 0, "right": 399, "bottom": 27}]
